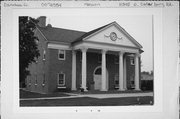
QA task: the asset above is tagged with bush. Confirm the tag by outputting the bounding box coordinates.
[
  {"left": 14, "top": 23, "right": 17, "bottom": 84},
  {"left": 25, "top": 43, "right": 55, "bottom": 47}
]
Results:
[{"left": 141, "top": 80, "right": 153, "bottom": 91}]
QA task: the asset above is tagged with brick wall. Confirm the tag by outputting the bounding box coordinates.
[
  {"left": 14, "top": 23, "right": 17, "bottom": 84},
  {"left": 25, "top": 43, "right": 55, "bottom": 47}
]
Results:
[
  {"left": 25, "top": 29, "right": 49, "bottom": 94},
  {"left": 48, "top": 49, "right": 72, "bottom": 92}
]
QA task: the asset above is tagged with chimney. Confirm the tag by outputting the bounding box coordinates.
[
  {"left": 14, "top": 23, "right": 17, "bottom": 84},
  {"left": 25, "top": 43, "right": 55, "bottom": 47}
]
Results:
[{"left": 37, "top": 16, "right": 46, "bottom": 27}]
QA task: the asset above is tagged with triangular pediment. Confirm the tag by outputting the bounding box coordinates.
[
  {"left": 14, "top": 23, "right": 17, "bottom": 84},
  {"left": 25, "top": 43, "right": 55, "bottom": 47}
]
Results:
[{"left": 83, "top": 22, "right": 142, "bottom": 49}]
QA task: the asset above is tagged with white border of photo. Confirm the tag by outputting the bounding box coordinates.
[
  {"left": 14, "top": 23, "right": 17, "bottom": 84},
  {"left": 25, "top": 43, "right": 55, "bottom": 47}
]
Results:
[{"left": 1, "top": 1, "right": 179, "bottom": 119}]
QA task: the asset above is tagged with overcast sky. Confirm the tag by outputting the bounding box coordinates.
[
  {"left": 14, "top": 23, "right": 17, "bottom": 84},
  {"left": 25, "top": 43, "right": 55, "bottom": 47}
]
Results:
[{"left": 34, "top": 9, "right": 153, "bottom": 72}]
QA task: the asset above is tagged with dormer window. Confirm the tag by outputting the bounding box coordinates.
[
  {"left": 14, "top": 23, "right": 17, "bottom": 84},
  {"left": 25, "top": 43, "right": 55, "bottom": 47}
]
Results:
[{"left": 58, "top": 50, "right": 65, "bottom": 60}]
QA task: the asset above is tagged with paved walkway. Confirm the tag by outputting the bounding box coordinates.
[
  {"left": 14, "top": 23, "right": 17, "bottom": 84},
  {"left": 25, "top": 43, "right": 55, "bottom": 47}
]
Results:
[
  {"left": 78, "top": 92, "right": 153, "bottom": 99},
  {"left": 20, "top": 92, "right": 153, "bottom": 101}
]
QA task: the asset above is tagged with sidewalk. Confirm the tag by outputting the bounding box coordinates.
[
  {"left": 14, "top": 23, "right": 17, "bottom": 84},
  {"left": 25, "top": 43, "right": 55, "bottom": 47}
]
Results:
[
  {"left": 78, "top": 92, "right": 153, "bottom": 99},
  {"left": 20, "top": 92, "right": 153, "bottom": 101}
]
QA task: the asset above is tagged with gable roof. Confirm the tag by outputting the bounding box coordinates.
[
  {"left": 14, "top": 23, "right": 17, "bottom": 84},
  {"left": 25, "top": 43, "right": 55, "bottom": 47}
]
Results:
[
  {"left": 37, "top": 22, "right": 142, "bottom": 49},
  {"left": 72, "top": 21, "right": 142, "bottom": 48},
  {"left": 37, "top": 26, "right": 86, "bottom": 44}
]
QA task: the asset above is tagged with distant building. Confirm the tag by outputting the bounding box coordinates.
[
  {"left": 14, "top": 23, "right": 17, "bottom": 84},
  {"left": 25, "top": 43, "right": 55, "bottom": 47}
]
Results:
[{"left": 25, "top": 16, "right": 143, "bottom": 94}]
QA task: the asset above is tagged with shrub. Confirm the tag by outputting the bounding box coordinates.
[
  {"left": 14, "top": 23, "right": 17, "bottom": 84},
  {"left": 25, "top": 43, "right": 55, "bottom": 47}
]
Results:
[{"left": 141, "top": 80, "right": 153, "bottom": 91}]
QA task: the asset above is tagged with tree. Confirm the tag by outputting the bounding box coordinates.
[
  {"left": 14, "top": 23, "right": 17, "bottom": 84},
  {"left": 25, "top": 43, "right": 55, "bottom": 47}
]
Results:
[
  {"left": 19, "top": 16, "right": 40, "bottom": 88},
  {"left": 150, "top": 70, "right": 153, "bottom": 75}
]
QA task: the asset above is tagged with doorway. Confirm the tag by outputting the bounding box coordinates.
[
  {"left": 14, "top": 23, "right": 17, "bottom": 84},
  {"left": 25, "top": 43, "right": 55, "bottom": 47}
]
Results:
[{"left": 93, "top": 66, "right": 109, "bottom": 90}]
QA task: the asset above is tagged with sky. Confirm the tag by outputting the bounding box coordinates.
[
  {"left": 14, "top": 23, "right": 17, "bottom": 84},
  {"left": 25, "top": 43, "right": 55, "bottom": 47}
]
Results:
[{"left": 33, "top": 9, "right": 153, "bottom": 72}]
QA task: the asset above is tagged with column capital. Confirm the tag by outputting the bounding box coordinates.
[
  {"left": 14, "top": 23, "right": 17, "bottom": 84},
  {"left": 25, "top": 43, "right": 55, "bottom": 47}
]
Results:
[
  {"left": 81, "top": 48, "right": 88, "bottom": 52},
  {"left": 101, "top": 49, "right": 107, "bottom": 54},
  {"left": 135, "top": 53, "right": 141, "bottom": 57},
  {"left": 119, "top": 51, "right": 125, "bottom": 55}
]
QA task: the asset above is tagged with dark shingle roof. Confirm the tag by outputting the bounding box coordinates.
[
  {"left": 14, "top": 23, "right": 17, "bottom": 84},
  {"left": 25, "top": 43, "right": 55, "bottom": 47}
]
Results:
[{"left": 37, "top": 26, "right": 86, "bottom": 43}]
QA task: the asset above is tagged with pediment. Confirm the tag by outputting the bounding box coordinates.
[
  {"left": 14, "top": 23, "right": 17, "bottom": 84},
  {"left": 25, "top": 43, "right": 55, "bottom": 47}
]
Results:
[{"left": 83, "top": 22, "right": 142, "bottom": 49}]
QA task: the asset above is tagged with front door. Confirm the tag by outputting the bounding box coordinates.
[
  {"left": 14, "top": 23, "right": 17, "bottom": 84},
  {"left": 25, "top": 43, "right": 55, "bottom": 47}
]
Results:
[
  {"left": 94, "top": 67, "right": 102, "bottom": 90},
  {"left": 94, "top": 75, "right": 101, "bottom": 90},
  {"left": 93, "top": 66, "right": 108, "bottom": 90}
]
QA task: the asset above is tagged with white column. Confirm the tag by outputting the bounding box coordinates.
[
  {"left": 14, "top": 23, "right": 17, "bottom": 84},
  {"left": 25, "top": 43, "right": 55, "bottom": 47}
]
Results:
[
  {"left": 71, "top": 50, "right": 76, "bottom": 90},
  {"left": 135, "top": 53, "right": 140, "bottom": 90},
  {"left": 123, "top": 56, "right": 127, "bottom": 90},
  {"left": 101, "top": 50, "right": 107, "bottom": 91},
  {"left": 81, "top": 48, "right": 88, "bottom": 91},
  {"left": 119, "top": 51, "right": 124, "bottom": 91}
]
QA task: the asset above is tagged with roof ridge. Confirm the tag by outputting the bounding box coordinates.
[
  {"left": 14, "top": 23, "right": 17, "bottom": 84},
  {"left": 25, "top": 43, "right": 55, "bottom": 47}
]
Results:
[{"left": 38, "top": 25, "right": 86, "bottom": 33}]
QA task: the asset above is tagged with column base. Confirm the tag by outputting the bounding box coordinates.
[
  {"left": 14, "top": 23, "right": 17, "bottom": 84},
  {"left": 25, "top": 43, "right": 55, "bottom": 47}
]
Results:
[
  {"left": 84, "top": 89, "right": 88, "bottom": 92},
  {"left": 80, "top": 87, "right": 88, "bottom": 92}
]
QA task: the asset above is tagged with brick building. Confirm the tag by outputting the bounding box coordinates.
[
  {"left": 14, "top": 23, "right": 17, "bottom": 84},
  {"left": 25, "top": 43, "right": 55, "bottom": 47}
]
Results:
[{"left": 25, "top": 16, "right": 143, "bottom": 94}]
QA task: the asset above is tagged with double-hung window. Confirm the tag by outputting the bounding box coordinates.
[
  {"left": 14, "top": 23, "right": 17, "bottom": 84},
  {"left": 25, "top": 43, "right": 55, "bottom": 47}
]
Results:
[
  {"left": 58, "top": 50, "right": 65, "bottom": 60},
  {"left": 57, "top": 73, "right": 65, "bottom": 86}
]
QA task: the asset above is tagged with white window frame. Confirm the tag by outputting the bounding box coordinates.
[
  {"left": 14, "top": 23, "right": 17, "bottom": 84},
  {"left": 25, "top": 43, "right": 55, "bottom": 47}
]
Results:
[
  {"left": 57, "top": 73, "right": 65, "bottom": 86},
  {"left": 58, "top": 50, "right": 66, "bottom": 60}
]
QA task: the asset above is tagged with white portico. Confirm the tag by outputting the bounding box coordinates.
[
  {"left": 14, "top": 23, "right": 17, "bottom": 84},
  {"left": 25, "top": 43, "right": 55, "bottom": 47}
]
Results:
[{"left": 71, "top": 22, "right": 142, "bottom": 91}]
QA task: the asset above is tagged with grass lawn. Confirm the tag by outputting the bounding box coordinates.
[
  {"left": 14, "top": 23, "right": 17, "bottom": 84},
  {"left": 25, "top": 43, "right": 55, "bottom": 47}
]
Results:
[
  {"left": 20, "top": 89, "right": 70, "bottom": 99},
  {"left": 20, "top": 96, "right": 153, "bottom": 106}
]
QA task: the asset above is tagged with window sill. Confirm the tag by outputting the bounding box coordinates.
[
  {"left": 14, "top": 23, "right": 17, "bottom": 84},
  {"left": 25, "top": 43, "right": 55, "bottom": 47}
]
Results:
[
  {"left": 58, "top": 58, "right": 65, "bottom": 61},
  {"left": 114, "top": 86, "right": 119, "bottom": 89},
  {"left": 57, "top": 86, "right": 66, "bottom": 89}
]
